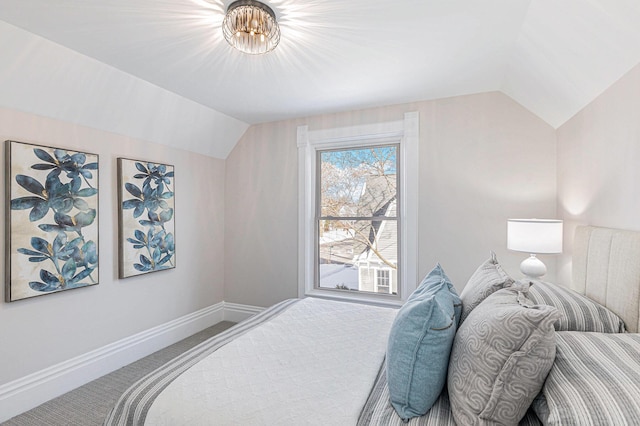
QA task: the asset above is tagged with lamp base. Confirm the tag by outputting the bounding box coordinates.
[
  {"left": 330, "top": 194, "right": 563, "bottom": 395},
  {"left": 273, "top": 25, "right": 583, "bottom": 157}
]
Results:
[{"left": 520, "top": 254, "right": 546, "bottom": 279}]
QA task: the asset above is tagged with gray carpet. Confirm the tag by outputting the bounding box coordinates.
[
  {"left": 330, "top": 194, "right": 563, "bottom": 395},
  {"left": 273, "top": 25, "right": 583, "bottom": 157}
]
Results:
[{"left": 3, "top": 321, "right": 236, "bottom": 426}]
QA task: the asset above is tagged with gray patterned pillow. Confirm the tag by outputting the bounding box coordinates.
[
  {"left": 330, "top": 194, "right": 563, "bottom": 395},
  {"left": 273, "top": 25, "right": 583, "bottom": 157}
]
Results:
[
  {"left": 459, "top": 252, "right": 514, "bottom": 323},
  {"left": 448, "top": 288, "right": 560, "bottom": 425},
  {"left": 527, "top": 280, "right": 626, "bottom": 333},
  {"left": 533, "top": 332, "right": 640, "bottom": 425},
  {"left": 357, "top": 364, "right": 544, "bottom": 426}
]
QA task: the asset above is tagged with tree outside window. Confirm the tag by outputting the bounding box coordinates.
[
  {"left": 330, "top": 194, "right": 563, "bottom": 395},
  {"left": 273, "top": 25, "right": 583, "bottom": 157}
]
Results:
[{"left": 316, "top": 145, "right": 399, "bottom": 295}]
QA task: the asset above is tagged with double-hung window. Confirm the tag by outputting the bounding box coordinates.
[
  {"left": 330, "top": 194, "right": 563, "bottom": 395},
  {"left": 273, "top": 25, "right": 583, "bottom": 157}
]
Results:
[
  {"left": 298, "top": 112, "right": 419, "bottom": 306},
  {"left": 317, "top": 145, "right": 399, "bottom": 295}
]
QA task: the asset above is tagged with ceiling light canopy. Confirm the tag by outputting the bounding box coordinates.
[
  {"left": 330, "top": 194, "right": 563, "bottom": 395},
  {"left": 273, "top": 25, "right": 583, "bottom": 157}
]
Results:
[{"left": 222, "top": 0, "right": 280, "bottom": 55}]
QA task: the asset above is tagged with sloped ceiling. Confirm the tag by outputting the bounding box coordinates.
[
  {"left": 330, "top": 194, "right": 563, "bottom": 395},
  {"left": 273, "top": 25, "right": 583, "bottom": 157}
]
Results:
[{"left": 1, "top": 0, "right": 640, "bottom": 156}]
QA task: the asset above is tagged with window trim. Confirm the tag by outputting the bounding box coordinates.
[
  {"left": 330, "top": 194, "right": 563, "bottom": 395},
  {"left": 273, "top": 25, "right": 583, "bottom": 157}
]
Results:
[{"left": 297, "top": 112, "right": 419, "bottom": 307}]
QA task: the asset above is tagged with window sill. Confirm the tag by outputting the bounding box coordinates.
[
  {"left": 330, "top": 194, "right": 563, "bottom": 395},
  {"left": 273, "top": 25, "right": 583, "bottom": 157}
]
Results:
[{"left": 303, "top": 288, "right": 404, "bottom": 308}]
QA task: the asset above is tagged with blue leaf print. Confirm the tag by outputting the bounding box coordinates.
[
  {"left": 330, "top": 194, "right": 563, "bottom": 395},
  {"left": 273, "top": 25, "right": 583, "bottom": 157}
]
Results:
[
  {"left": 11, "top": 145, "right": 98, "bottom": 295},
  {"left": 123, "top": 160, "right": 175, "bottom": 275}
]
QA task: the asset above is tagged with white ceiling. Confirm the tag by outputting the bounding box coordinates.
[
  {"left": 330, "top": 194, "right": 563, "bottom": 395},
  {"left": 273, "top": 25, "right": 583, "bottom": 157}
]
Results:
[{"left": 1, "top": 0, "right": 640, "bottom": 134}]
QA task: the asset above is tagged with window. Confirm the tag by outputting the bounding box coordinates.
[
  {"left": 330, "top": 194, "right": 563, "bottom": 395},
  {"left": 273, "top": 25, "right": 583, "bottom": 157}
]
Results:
[
  {"left": 298, "top": 112, "right": 419, "bottom": 306},
  {"left": 317, "top": 145, "right": 399, "bottom": 295},
  {"left": 375, "top": 269, "right": 392, "bottom": 294}
]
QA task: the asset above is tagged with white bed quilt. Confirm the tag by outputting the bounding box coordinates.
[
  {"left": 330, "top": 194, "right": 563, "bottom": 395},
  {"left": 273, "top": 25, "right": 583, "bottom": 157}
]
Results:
[{"left": 145, "top": 298, "right": 398, "bottom": 425}]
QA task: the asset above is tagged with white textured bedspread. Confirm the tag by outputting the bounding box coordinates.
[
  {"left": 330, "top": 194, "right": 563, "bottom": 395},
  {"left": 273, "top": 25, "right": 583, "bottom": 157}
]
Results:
[{"left": 145, "top": 298, "right": 397, "bottom": 425}]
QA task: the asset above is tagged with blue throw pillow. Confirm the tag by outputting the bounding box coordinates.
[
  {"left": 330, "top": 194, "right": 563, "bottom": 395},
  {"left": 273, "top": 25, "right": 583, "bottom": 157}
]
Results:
[{"left": 386, "top": 264, "right": 462, "bottom": 421}]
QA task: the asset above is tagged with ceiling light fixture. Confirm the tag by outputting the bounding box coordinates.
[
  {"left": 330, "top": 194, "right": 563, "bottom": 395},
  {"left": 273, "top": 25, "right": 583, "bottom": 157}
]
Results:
[{"left": 222, "top": 0, "right": 280, "bottom": 55}]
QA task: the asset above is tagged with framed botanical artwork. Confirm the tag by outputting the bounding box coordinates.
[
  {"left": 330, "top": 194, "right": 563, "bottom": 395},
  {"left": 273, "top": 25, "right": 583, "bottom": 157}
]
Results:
[
  {"left": 118, "top": 158, "right": 175, "bottom": 278},
  {"left": 5, "top": 140, "right": 99, "bottom": 302}
]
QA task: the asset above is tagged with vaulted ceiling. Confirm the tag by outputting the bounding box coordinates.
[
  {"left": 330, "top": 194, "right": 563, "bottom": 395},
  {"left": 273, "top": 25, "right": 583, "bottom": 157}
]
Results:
[{"left": 1, "top": 0, "right": 640, "bottom": 154}]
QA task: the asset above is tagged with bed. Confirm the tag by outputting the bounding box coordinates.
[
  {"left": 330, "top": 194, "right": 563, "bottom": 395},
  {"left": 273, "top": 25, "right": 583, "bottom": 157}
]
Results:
[{"left": 105, "top": 226, "right": 640, "bottom": 425}]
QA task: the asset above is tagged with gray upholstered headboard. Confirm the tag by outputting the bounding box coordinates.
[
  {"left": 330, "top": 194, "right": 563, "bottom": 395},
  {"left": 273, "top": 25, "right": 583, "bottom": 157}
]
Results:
[{"left": 572, "top": 226, "right": 640, "bottom": 333}]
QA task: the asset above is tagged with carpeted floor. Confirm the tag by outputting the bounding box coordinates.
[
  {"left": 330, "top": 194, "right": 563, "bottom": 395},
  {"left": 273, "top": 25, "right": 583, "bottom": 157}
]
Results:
[{"left": 2, "top": 321, "right": 236, "bottom": 426}]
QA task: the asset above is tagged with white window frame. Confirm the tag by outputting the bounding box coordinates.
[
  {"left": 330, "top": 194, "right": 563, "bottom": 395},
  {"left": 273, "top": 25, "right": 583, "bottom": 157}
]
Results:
[{"left": 297, "top": 111, "right": 419, "bottom": 307}]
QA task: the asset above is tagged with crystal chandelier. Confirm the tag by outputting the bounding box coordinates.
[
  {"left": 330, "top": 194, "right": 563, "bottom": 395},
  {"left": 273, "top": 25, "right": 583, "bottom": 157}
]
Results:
[{"left": 222, "top": 0, "right": 280, "bottom": 55}]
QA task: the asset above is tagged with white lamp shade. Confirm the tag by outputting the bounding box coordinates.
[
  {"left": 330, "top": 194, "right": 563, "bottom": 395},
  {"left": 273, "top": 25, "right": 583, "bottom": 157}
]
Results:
[{"left": 507, "top": 219, "right": 563, "bottom": 254}]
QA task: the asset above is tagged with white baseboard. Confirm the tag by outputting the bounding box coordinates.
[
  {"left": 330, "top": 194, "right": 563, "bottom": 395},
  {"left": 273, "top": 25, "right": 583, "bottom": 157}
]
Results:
[
  {"left": 223, "top": 301, "right": 264, "bottom": 323},
  {"left": 0, "top": 301, "right": 234, "bottom": 423}
]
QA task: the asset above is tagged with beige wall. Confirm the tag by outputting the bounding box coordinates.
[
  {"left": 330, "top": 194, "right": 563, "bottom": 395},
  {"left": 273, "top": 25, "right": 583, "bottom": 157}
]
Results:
[
  {"left": 557, "top": 63, "right": 640, "bottom": 284},
  {"left": 225, "top": 92, "right": 557, "bottom": 306},
  {"left": 0, "top": 108, "right": 225, "bottom": 385}
]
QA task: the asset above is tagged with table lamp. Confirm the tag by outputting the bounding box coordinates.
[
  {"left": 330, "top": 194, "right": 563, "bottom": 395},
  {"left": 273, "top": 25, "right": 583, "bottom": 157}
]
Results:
[{"left": 507, "top": 219, "right": 563, "bottom": 278}]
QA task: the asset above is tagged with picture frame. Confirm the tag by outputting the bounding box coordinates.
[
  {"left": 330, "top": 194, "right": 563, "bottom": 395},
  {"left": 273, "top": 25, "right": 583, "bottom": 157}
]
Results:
[
  {"left": 117, "top": 158, "right": 175, "bottom": 278},
  {"left": 5, "top": 140, "right": 99, "bottom": 302}
]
